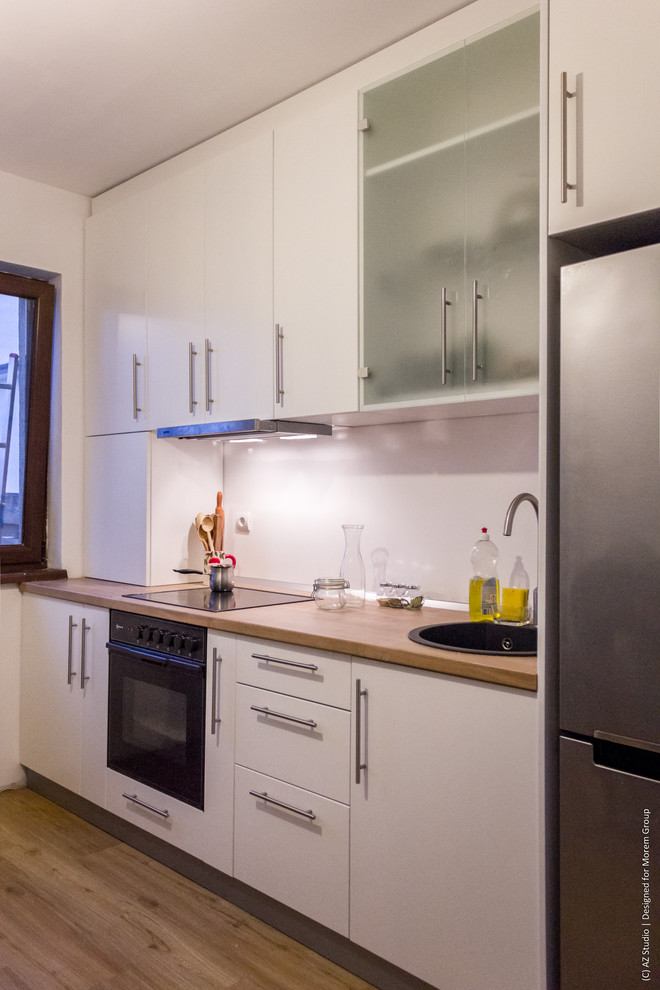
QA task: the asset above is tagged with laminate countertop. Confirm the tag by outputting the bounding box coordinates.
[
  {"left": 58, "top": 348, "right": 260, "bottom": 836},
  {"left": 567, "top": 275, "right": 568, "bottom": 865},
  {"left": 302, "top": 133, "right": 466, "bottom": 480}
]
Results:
[{"left": 21, "top": 578, "right": 537, "bottom": 692}]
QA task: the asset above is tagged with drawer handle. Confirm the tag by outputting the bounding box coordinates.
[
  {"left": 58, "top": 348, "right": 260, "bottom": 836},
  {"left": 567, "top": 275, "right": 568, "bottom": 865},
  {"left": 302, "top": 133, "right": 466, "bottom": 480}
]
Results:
[
  {"left": 250, "top": 704, "right": 318, "bottom": 729},
  {"left": 249, "top": 789, "right": 316, "bottom": 821},
  {"left": 122, "top": 793, "right": 170, "bottom": 819},
  {"left": 251, "top": 652, "right": 319, "bottom": 673}
]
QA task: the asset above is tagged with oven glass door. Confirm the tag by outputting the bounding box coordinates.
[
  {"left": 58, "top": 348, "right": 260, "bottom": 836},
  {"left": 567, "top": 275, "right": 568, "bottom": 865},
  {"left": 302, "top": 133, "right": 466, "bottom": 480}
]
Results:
[{"left": 107, "top": 646, "right": 205, "bottom": 809}]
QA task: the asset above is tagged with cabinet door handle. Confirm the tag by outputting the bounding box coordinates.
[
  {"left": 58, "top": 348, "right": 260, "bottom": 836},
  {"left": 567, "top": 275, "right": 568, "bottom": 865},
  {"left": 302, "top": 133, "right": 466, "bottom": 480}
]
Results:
[
  {"left": 211, "top": 647, "right": 222, "bottom": 734},
  {"left": 560, "top": 71, "right": 577, "bottom": 204},
  {"left": 67, "top": 615, "right": 78, "bottom": 684},
  {"left": 249, "top": 789, "right": 316, "bottom": 821},
  {"left": 251, "top": 651, "right": 319, "bottom": 673},
  {"left": 122, "top": 793, "right": 170, "bottom": 819},
  {"left": 132, "top": 354, "right": 142, "bottom": 420},
  {"left": 471, "top": 279, "right": 484, "bottom": 382},
  {"left": 80, "top": 618, "right": 90, "bottom": 689},
  {"left": 204, "top": 338, "right": 213, "bottom": 412},
  {"left": 440, "top": 286, "right": 452, "bottom": 385},
  {"left": 275, "top": 323, "right": 285, "bottom": 405},
  {"left": 188, "top": 341, "right": 198, "bottom": 413},
  {"left": 250, "top": 704, "right": 317, "bottom": 729},
  {"left": 355, "top": 678, "right": 367, "bottom": 783}
]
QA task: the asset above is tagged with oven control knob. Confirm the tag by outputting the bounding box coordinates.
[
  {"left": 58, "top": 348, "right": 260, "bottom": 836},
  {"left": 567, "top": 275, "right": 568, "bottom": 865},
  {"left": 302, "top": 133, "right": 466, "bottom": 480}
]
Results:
[
  {"left": 162, "top": 631, "right": 173, "bottom": 647},
  {"left": 137, "top": 625, "right": 149, "bottom": 641},
  {"left": 172, "top": 634, "right": 183, "bottom": 650},
  {"left": 185, "top": 636, "right": 200, "bottom": 653},
  {"left": 151, "top": 628, "right": 163, "bottom": 644}
]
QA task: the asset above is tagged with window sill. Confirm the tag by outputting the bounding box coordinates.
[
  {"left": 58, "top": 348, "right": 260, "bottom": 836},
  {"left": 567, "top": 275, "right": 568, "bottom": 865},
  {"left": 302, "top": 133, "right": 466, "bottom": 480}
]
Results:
[{"left": 1, "top": 566, "right": 67, "bottom": 586}]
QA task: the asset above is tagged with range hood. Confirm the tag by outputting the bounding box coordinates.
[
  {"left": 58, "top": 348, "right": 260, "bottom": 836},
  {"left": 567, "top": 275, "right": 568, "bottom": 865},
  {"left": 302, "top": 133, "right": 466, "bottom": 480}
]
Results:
[{"left": 157, "top": 419, "right": 332, "bottom": 440}]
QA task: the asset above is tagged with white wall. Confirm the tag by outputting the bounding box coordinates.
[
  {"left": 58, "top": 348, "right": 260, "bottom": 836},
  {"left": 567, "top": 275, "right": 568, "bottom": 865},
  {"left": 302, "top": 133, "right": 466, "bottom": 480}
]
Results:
[
  {"left": 0, "top": 168, "right": 89, "bottom": 788},
  {"left": 223, "top": 410, "right": 539, "bottom": 603}
]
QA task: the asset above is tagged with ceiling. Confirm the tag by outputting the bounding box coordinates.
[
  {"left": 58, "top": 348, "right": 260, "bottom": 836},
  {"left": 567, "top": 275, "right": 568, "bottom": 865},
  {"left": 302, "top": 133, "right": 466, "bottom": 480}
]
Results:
[{"left": 0, "top": 0, "right": 472, "bottom": 198}]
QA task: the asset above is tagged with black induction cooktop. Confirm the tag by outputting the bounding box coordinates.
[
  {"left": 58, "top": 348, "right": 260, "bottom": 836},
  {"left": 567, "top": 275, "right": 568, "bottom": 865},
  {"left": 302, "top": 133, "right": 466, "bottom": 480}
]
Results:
[{"left": 123, "top": 586, "right": 312, "bottom": 613}]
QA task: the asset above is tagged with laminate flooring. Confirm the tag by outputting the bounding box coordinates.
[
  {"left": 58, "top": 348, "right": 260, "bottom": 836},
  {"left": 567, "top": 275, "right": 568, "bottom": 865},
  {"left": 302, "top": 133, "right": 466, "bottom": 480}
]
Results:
[{"left": 0, "top": 788, "right": 376, "bottom": 990}]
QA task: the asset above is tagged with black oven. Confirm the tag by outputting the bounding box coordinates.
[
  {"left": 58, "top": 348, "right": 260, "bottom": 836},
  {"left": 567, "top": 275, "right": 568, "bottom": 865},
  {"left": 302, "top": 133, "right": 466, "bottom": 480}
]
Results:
[{"left": 107, "top": 610, "right": 207, "bottom": 810}]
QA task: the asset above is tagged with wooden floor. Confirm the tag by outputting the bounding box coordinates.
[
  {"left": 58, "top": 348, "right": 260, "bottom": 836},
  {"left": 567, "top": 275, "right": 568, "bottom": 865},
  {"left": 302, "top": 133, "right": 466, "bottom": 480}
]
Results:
[{"left": 0, "top": 787, "right": 376, "bottom": 990}]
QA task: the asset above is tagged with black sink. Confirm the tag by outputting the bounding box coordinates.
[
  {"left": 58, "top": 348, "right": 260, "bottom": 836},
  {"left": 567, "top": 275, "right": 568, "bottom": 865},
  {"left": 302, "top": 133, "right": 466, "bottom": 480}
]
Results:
[{"left": 408, "top": 621, "right": 537, "bottom": 656}]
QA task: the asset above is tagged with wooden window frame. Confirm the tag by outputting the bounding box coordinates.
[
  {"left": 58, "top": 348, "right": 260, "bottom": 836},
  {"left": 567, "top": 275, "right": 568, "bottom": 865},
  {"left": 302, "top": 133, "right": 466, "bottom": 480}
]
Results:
[{"left": 0, "top": 271, "right": 57, "bottom": 581}]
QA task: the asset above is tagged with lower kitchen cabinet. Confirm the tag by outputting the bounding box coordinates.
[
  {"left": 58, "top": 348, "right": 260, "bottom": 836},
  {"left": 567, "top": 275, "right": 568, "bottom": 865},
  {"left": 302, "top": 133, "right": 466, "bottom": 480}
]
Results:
[
  {"left": 20, "top": 595, "right": 108, "bottom": 807},
  {"left": 234, "top": 765, "right": 349, "bottom": 935},
  {"left": 234, "top": 635, "right": 352, "bottom": 934},
  {"left": 105, "top": 629, "right": 236, "bottom": 875},
  {"left": 350, "top": 659, "right": 541, "bottom": 990}
]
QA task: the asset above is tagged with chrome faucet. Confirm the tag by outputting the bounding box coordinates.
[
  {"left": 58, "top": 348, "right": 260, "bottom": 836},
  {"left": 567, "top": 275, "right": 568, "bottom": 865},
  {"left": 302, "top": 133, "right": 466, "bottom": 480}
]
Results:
[{"left": 503, "top": 493, "right": 539, "bottom": 624}]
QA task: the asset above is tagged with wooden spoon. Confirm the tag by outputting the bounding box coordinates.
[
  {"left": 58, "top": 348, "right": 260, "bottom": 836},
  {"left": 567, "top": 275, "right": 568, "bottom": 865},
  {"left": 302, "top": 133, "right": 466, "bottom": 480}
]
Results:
[{"left": 200, "top": 514, "right": 216, "bottom": 552}]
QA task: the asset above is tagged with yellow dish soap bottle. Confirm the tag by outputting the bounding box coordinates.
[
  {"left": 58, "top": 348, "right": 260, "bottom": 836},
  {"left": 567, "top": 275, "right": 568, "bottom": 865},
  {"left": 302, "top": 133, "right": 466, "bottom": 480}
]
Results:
[{"left": 469, "top": 527, "right": 500, "bottom": 622}]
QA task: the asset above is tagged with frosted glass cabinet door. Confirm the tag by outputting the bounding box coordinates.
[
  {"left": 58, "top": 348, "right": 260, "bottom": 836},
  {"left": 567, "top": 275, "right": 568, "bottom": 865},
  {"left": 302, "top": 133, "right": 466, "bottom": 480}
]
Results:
[
  {"left": 360, "top": 11, "right": 539, "bottom": 409},
  {"left": 361, "top": 45, "right": 466, "bottom": 406},
  {"left": 464, "top": 13, "right": 540, "bottom": 396}
]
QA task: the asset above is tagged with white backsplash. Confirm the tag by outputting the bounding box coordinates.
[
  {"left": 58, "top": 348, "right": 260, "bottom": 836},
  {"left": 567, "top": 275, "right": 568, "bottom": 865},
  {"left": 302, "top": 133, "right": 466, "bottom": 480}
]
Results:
[{"left": 221, "top": 411, "right": 539, "bottom": 604}]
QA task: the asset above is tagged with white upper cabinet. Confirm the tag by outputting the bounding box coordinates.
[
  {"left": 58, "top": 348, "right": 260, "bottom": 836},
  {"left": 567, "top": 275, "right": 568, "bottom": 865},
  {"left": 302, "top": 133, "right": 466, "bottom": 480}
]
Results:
[
  {"left": 204, "top": 133, "right": 274, "bottom": 423},
  {"left": 360, "top": 11, "right": 540, "bottom": 410},
  {"left": 273, "top": 91, "right": 360, "bottom": 418},
  {"left": 146, "top": 167, "right": 206, "bottom": 429},
  {"left": 85, "top": 192, "right": 148, "bottom": 435},
  {"left": 549, "top": 0, "right": 660, "bottom": 235}
]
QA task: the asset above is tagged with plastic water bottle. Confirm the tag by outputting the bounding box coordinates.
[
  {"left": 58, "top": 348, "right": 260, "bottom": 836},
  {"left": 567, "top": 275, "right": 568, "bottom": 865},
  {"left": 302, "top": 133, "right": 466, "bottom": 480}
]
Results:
[{"left": 469, "top": 527, "right": 500, "bottom": 622}]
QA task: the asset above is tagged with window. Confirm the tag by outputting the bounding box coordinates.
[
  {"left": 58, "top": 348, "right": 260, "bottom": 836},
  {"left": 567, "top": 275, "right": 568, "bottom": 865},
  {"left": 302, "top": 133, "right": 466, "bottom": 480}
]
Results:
[{"left": 0, "top": 271, "right": 55, "bottom": 576}]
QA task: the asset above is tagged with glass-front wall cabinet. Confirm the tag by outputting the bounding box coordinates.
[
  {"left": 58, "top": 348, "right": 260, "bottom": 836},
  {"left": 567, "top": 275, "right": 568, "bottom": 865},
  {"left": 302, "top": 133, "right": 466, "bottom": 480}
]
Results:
[{"left": 360, "top": 11, "right": 540, "bottom": 409}]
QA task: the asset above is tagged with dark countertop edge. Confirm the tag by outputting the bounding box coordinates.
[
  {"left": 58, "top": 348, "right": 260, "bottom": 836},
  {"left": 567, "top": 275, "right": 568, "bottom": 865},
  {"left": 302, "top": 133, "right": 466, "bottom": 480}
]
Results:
[
  {"left": 19, "top": 578, "right": 538, "bottom": 693},
  {"left": 2, "top": 566, "right": 67, "bottom": 586}
]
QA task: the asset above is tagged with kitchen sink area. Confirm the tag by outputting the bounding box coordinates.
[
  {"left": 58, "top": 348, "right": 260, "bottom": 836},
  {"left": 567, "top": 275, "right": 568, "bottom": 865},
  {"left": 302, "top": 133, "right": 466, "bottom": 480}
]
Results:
[{"left": 408, "top": 621, "right": 537, "bottom": 656}]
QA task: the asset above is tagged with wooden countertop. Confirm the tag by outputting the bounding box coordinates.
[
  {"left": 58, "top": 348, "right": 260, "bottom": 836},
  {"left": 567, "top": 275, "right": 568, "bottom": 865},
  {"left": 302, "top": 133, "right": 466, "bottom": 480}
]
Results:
[{"left": 21, "top": 578, "right": 537, "bottom": 692}]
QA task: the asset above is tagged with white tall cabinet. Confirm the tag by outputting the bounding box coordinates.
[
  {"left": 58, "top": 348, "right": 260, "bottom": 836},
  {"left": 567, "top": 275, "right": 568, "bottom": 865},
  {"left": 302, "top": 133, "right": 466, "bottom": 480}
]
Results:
[
  {"left": 548, "top": 0, "right": 660, "bottom": 234},
  {"left": 350, "top": 659, "right": 541, "bottom": 990},
  {"left": 84, "top": 192, "right": 148, "bottom": 435},
  {"left": 21, "top": 596, "right": 108, "bottom": 807},
  {"left": 273, "top": 91, "right": 359, "bottom": 418}
]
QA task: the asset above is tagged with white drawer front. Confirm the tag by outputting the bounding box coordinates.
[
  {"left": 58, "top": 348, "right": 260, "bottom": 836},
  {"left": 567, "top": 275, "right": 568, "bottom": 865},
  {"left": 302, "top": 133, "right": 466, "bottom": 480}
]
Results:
[
  {"left": 234, "top": 766, "right": 349, "bottom": 936},
  {"left": 106, "top": 769, "right": 211, "bottom": 864},
  {"left": 236, "top": 636, "right": 351, "bottom": 708},
  {"left": 235, "top": 684, "right": 351, "bottom": 803}
]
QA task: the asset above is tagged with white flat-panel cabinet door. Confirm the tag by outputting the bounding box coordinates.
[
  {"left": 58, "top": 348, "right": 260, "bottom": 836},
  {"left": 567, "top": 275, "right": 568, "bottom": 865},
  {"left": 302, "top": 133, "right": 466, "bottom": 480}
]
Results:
[
  {"left": 549, "top": 0, "right": 660, "bottom": 234},
  {"left": 350, "top": 659, "right": 541, "bottom": 990},
  {"left": 21, "top": 597, "right": 109, "bottom": 806},
  {"left": 146, "top": 167, "right": 206, "bottom": 428},
  {"left": 85, "top": 193, "right": 148, "bottom": 435},
  {"left": 204, "top": 631, "right": 237, "bottom": 875},
  {"left": 274, "top": 91, "right": 359, "bottom": 418},
  {"left": 205, "top": 134, "right": 274, "bottom": 423}
]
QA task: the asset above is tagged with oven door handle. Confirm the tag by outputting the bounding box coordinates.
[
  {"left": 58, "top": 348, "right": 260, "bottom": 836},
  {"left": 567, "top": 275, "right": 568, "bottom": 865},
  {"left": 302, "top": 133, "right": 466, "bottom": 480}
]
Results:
[{"left": 106, "top": 642, "right": 204, "bottom": 672}]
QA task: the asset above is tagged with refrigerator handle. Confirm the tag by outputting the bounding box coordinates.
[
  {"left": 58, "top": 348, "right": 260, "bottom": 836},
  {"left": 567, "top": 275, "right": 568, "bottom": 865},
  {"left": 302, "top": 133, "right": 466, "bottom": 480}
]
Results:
[{"left": 592, "top": 733, "right": 660, "bottom": 783}]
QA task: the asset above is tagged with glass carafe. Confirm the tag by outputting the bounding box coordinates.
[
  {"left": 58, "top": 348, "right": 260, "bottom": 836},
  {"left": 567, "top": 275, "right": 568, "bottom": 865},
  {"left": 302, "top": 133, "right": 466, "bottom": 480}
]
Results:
[{"left": 339, "top": 524, "right": 366, "bottom": 607}]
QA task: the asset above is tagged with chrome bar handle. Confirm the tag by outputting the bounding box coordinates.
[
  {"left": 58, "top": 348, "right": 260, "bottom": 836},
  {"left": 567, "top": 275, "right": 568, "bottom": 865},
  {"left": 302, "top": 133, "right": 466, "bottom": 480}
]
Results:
[
  {"left": 67, "top": 615, "right": 78, "bottom": 685},
  {"left": 471, "top": 279, "right": 483, "bottom": 382},
  {"left": 249, "top": 790, "right": 316, "bottom": 821},
  {"left": 560, "top": 71, "right": 576, "bottom": 204},
  {"left": 275, "top": 324, "right": 285, "bottom": 405},
  {"left": 188, "top": 341, "right": 198, "bottom": 413},
  {"left": 440, "top": 286, "right": 452, "bottom": 385},
  {"left": 250, "top": 705, "right": 318, "bottom": 729},
  {"left": 355, "top": 678, "right": 367, "bottom": 783},
  {"left": 122, "top": 793, "right": 170, "bottom": 819},
  {"left": 80, "top": 618, "right": 90, "bottom": 689},
  {"left": 211, "top": 647, "right": 222, "bottom": 735},
  {"left": 132, "top": 354, "right": 142, "bottom": 420},
  {"left": 251, "top": 652, "right": 319, "bottom": 673},
  {"left": 204, "top": 338, "right": 213, "bottom": 412}
]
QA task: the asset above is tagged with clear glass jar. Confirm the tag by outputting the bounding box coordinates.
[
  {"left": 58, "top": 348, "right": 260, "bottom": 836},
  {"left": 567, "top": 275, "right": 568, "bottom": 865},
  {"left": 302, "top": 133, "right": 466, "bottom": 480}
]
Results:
[
  {"left": 313, "top": 577, "right": 348, "bottom": 610},
  {"left": 340, "top": 523, "right": 366, "bottom": 607}
]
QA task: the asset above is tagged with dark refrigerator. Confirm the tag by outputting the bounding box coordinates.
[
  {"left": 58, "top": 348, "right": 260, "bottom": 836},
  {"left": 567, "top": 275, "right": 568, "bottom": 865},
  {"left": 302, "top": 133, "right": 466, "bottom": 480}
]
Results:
[{"left": 559, "top": 242, "right": 660, "bottom": 989}]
